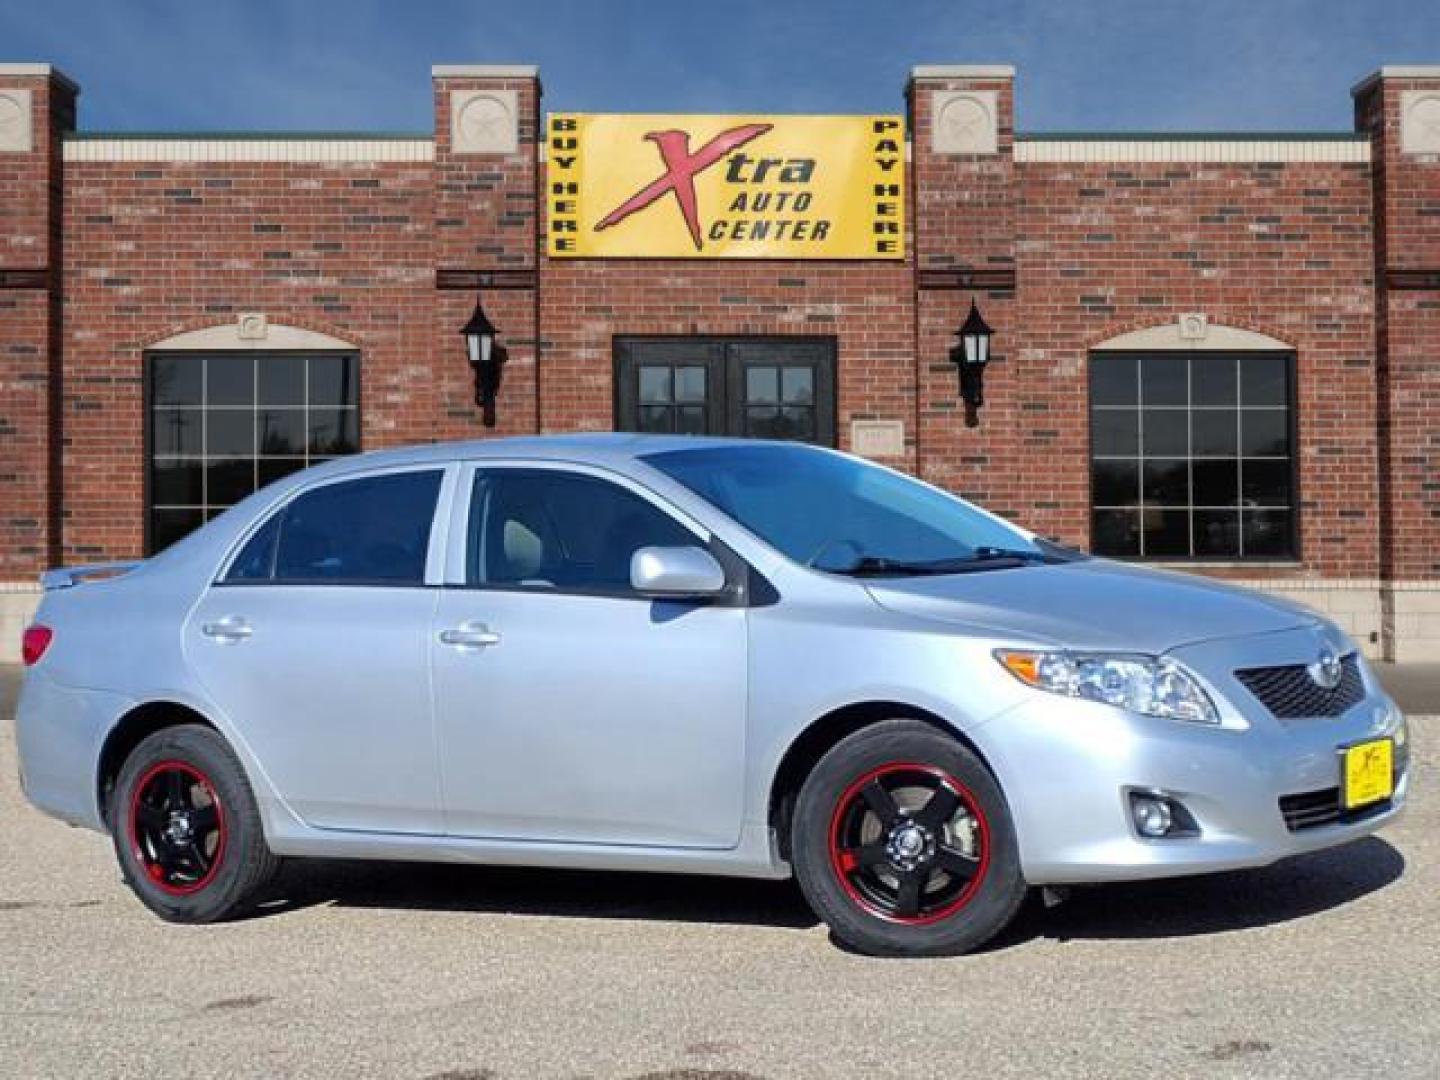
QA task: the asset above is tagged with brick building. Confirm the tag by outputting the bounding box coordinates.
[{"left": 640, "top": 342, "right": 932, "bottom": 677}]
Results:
[{"left": 1, "top": 61, "right": 1437, "bottom": 661}]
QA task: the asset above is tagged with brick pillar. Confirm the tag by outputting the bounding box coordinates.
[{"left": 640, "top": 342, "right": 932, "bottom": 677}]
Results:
[
  {"left": 908, "top": 67, "right": 1030, "bottom": 522},
  {"left": 430, "top": 65, "right": 541, "bottom": 439},
  {"left": 0, "top": 64, "right": 75, "bottom": 656},
  {"left": 1354, "top": 66, "right": 1440, "bottom": 660}
]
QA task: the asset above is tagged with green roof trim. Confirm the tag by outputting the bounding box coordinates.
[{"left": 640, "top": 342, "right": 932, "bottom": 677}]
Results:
[
  {"left": 1018, "top": 131, "right": 1369, "bottom": 142},
  {"left": 66, "top": 131, "right": 432, "bottom": 141}
]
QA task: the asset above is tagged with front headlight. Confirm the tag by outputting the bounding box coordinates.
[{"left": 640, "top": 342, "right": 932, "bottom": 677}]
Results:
[{"left": 995, "top": 649, "right": 1220, "bottom": 725}]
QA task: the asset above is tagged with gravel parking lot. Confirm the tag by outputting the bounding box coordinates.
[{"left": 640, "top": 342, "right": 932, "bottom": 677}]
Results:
[{"left": 2, "top": 665, "right": 1434, "bottom": 1080}]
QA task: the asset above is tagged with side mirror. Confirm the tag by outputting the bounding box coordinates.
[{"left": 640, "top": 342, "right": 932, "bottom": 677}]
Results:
[{"left": 630, "top": 546, "right": 727, "bottom": 599}]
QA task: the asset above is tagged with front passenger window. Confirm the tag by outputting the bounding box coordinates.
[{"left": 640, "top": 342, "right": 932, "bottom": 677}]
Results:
[{"left": 469, "top": 470, "right": 700, "bottom": 593}]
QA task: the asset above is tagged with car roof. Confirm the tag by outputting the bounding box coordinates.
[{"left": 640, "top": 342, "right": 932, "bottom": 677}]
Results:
[{"left": 305, "top": 432, "right": 811, "bottom": 475}]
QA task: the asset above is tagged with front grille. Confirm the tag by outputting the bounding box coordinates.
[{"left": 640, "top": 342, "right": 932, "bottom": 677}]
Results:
[
  {"left": 1279, "top": 788, "right": 1343, "bottom": 831},
  {"left": 1234, "top": 652, "right": 1364, "bottom": 719},
  {"left": 1279, "top": 786, "right": 1394, "bottom": 832}
]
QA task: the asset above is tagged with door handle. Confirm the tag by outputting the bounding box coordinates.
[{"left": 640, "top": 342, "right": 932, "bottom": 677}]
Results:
[
  {"left": 201, "top": 616, "right": 253, "bottom": 643},
  {"left": 438, "top": 622, "right": 501, "bottom": 649}
]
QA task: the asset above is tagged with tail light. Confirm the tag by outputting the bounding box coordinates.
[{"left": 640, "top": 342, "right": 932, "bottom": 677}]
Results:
[{"left": 21, "top": 625, "right": 53, "bottom": 667}]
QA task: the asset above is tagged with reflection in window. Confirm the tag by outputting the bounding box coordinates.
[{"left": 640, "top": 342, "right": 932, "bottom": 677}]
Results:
[
  {"left": 148, "top": 353, "right": 359, "bottom": 552},
  {"left": 636, "top": 364, "right": 708, "bottom": 435},
  {"left": 742, "top": 364, "right": 816, "bottom": 441},
  {"left": 1089, "top": 352, "right": 1294, "bottom": 559}
]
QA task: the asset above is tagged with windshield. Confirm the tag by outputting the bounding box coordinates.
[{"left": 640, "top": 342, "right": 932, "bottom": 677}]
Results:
[{"left": 644, "top": 444, "right": 1064, "bottom": 574}]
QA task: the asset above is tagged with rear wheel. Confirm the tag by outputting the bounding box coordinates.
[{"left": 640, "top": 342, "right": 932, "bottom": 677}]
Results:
[
  {"left": 791, "top": 719, "right": 1025, "bottom": 956},
  {"left": 111, "top": 725, "right": 279, "bottom": 923}
]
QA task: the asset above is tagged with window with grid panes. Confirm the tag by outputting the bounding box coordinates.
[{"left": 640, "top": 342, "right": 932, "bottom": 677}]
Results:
[
  {"left": 1089, "top": 352, "right": 1296, "bottom": 560},
  {"left": 147, "top": 352, "right": 359, "bottom": 552}
]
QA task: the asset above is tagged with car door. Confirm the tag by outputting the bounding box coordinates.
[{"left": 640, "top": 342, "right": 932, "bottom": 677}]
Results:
[
  {"left": 430, "top": 462, "right": 749, "bottom": 848},
  {"left": 184, "top": 464, "right": 455, "bottom": 834}
]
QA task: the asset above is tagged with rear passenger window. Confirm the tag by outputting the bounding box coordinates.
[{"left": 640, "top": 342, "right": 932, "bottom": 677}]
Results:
[
  {"left": 226, "top": 470, "right": 443, "bottom": 585},
  {"left": 226, "top": 512, "right": 281, "bottom": 581}
]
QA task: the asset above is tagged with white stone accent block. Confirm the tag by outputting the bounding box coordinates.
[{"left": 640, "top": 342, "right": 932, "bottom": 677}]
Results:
[
  {"left": 146, "top": 322, "right": 357, "bottom": 352},
  {"left": 1015, "top": 139, "right": 1369, "bottom": 164},
  {"left": 912, "top": 65, "right": 1015, "bottom": 80},
  {"left": 1390, "top": 584, "right": 1440, "bottom": 663},
  {"left": 1095, "top": 322, "right": 1292, "bottom": 352},
  {"left": 63, "top": 138, "right": 434, "bottom": 163},
  {"left": 432, "top": 65, "right": 538, "bottom": 79},
  {"left": 451, "top": 88, "right": 519, "bottom": 155},
  {"left": 0, "top": 87, "right": 33, "bottom": 153},
  {"left": 1401, "top": 90, "right": 1440, "bottom": 155},
  {"left": 1177, "top": 313, "right": 1208, "bottom": 341},
  {"left": 932, "top": 91, "right": 998, "bottom": 155},
  {"left": 851, "top": 420, "right": 906, "bottom": 459}
]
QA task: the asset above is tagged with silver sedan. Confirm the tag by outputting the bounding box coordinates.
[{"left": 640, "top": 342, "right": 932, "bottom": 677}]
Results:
[{"left": 15, "top": 435, "right": 1410, "bottom": 956}]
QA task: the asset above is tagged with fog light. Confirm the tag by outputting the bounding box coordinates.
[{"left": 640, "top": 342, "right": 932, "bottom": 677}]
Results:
[
  {"left": 1127, "top": 793, "right": 1200, "bottom": 838},
  {"left": 1131, "top": 795, "right": 1173, "bottom": 837}
]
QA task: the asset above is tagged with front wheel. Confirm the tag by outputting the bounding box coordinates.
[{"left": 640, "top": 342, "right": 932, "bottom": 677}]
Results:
[
  {"left": 791, "top": 720, "right": 1026, "bottom": 957},
  {"left": 110, "top": 724, "right": 280, "bottom": 923}
]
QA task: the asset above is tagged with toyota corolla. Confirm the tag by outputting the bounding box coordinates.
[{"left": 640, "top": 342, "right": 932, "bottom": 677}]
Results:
[{"left": 15, "top": 435, "right": 1409, "bottom": 956}]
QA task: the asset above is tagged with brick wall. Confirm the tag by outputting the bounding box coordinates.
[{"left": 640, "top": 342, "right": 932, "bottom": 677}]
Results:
[
  {"left": 431, "top": 71, "right": 541, "bottom": 442},
  {"left": 537, "top": 259, "right": 916, "bottom": 467},
  {"left": 1012, "top": 156, "right": 1379, "bottom": 575},
  {"left": 1357, "top": 73, "right": 1440, "bottom": 581},
  {"left": 0, "top": 69, "right": 74, "bottom": 579},
  {"left": 59, "top": 156, "right": 437, "bottom": 560},
  {"left": 1356, "top": 71, "right": 1440, "bottom": 658},
  {"left": 910, "top": 71, "right": 1022, "bottom": 519},
  {"left": 909, "top": 73, "right": 1379, "bottom": 580},
  {"left": 2, "top": 59, "right": 1436, "bottom": 658}
]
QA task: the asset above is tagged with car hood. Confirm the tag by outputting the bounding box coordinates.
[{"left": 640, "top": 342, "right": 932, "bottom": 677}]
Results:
[{"left": 863, "top": 558, "right": 1317, "bottom": 652}]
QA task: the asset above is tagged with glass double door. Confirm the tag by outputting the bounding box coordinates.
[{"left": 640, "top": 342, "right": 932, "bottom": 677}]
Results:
[{"left": 614, "top": 337, "right": 837, "bottom": 445}]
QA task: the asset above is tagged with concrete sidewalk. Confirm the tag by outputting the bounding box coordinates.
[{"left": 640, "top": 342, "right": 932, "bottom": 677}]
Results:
[{"left": 1374, "top": 663, "right": 1440, "bottom": 716}]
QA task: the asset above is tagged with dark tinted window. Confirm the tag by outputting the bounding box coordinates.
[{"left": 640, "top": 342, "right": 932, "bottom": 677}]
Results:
[
  {"left": 1090, "top": 351, "right": 1295, "bottom": 559},
  {"left": 147, "top": 352, "right": 360, "bottom": 554},
  {"left": 228, "top": 470, "right": 442, "bottom": 585},
  {"left": 227, "top": 512, "right": 281, "bottom": 582},
  {"left": 614, "top": 337, "right": 837, "bottom": 445},
  {"left": 469, "top": 471, "right": 697, "bottom": 593}
]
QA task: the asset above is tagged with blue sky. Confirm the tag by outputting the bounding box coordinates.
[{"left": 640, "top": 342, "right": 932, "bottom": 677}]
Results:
[{"left": 3, "top": 0, "right": 1437, "bottom": 133}]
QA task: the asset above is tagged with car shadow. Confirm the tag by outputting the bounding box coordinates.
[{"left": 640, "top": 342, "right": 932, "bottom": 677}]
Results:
[
  {"left": 984, "top": 835, "right": 1406, "bottom": 951},
  {"left": 255, "top": 858, "right": 821, "bottom": 930},
  {"left": 252, "top": 836, "right": 1404, "bottom": 946}
]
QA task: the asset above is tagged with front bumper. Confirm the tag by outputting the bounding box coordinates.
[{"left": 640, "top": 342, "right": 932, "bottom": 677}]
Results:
[{"left": 973, "top": 664, "right": 1408, "bottom": 886}]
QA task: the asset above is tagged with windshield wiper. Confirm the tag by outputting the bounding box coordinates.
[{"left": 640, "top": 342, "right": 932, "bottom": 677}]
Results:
[
  {"left": 829, "top": 556, "right": 961, "bottom": 577},
  {"left": 971, "top": 545, "right": 1053, "bottom": 563},
  {"left": 831, "top": 553, "right": 1033, "bottom": 577}
]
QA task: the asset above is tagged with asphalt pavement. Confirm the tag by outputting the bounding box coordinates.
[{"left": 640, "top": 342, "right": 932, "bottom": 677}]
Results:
[{"left": 1, "top": 665, "right": 1434, "bottom": 1079}]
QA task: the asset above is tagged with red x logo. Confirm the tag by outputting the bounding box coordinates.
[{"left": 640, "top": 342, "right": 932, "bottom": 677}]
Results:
[{"left": 595, "top": 123, "right": 773, "bottom": 251}]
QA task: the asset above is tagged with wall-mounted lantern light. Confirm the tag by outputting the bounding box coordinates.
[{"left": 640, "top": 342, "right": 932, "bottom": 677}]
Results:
[
  {"left": 948, "top": 299, "right": 994, "bottom": 428},
  {"left": 461, "top": 294, "right": 506, "bottom": 428}
]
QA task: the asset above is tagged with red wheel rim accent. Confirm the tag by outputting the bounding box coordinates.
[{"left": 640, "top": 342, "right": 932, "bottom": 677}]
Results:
[
  {"left": 127, "top": 760, "right": 228, "bottom": 896},
  {"left": 827, "top": 762, "right": 992, "bottom": 926}
]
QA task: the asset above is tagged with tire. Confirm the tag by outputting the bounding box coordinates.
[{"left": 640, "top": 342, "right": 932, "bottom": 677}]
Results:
[
  {"left": 791, "top": 719, "right": 1026, "bottom": 957},
  {"left": 110, "top": 724, "right": 280, "bottom": 923}
]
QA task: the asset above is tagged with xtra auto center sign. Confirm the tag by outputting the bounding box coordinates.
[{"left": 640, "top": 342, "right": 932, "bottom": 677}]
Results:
[{"left": 546, "top": 114, "right": 905, "bottom": 259}]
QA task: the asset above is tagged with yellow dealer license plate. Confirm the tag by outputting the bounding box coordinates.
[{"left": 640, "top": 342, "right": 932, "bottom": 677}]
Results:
[{"left": 1341, "top": 738, "right": 1394, "bottom": 811}]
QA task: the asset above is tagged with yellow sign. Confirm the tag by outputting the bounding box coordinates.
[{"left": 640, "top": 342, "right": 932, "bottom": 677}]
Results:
[
  {"left": 1342, "top": 738, "right": 1394, "bottom": 810},
  {"left": 547, "top": 113, "right": 905, "bottom": 259}
]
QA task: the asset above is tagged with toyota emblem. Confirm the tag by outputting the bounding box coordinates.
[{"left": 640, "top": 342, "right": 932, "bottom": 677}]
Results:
[{"left": 1308, "top": 649, "right": 1343, "bottom": 690}]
